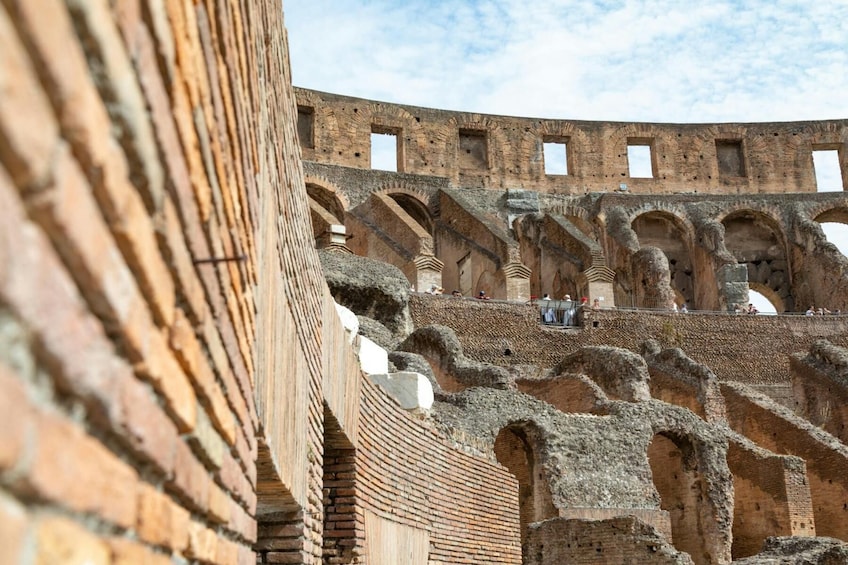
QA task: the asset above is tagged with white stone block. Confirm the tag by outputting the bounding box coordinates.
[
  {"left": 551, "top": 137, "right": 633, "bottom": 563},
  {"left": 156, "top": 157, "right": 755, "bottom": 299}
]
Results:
[
  {"left": 334, "top": 302, "right": 359, "bottom": 344},
  {"left": 369, "top": 372, "right": 434, "bottom": 411},
  {"left": 356, "top": 336, "right": 388, "bottom": 376}
]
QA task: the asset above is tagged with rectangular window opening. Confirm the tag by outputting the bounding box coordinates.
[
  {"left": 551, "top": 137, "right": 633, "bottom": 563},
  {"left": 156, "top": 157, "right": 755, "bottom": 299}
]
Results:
[
  {"left": 813, "top": 147, "right": 843, "bottom": 192},
  {"left": 459, "top": 129, "right": 488, "bottom": 169},
  {"left": 627, "top": 141, "right": 654, "bottom": 178},
  {"left": 543, "top": 140, "right": 569, "bottom": 175},
  {"left": 716, "top": 140, "right": 745, "bottom": 177},
  {"left": 370, "top": 128, "right": 399, "bottom": 172},
  {"left": 297, "top": 106, "right": 314, "bottom": 149}
]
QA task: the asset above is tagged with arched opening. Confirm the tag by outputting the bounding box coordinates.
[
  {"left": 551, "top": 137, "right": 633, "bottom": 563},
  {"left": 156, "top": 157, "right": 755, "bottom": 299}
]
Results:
[
  {"left": 306, "top": 183, "right": 346, "bottom": 238},
  {"left": 632, "top": 212, "right": 695, "bottom": 308},
  {"left": 820, "top": 223, "right": 848, "bottom": 257},
  {"left": 814, "top": 207, "right": 848, "bottom": 259},
  {"left": 388, "top": 193, "right": 433, "bottom": 234},
  {"left": 493, "top": 425, "right": 557, "bottom": 548},
  {"left": 722, "top": 210, "right": 792, "bottom": 312},
  {"left": 647, "top": 432, "right": 711, "bottom": 564},
  {"left": 747, "top": 286, "right": 780, "bottom": 314}
]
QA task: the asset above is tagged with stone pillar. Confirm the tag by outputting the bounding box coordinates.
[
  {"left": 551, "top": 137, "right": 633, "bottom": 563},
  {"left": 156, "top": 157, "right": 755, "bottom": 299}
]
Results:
[
  {"left": 410, "top": 254, "right": 444, "bottom": 294},
  {"left": 577, "top": 250, "right": 616, "bottom": 307},
  {"left": 717, "top": 263, "right": 749, "bottom": 312},
  {"left": 502, "top": 262, "right": 532, "bottom": 302},
  {"left": 316, "top": 223, "right": 352, "bottom": 253}
]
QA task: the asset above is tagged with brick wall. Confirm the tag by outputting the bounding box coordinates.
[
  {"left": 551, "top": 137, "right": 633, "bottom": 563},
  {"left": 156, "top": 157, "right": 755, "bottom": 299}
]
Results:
[
  {"left": 0, "top": 0, "right": 268, "bottom": 560},
  {"left": 409, "top": 295, "right": 848, "bottom": 385},
  {"left": 0, "top": 2, "right": 542, "bottom": 563},
  {"left": 355, "top": 377, "right": 523, "bottom": 564},
  {"left": 726, "top": 436, "right": 815, "bottom": 559},
  {"left": 296, "top": 88, "right": 848, "bottom": 194},
  {"left": 722, "top": 383, "right": 848, "bottom": 542}
]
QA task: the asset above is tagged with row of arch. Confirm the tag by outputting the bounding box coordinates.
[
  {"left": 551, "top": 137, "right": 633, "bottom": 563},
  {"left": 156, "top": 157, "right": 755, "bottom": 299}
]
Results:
[{"left": 306, "top": 178, "right": 848, "bottom": 311}]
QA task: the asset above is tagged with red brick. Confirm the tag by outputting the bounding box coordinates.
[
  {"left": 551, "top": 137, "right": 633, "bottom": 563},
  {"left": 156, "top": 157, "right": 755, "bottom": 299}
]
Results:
[
  {"left": 0, "top": 5, "right": 59, "bottom": 190},
  {"left": 186, "top": 521, "right": 218, "bottom": 563},
  {"left": 136, "top": 484, "right": 172, "bottom": 548},
  {"left": 0, "top": 365, "right": 34, "bottom": 472},
  {"left": 0, "top": 491, "right": 29, "bottom": 565},
  {"left": 35, "top": 515, "right": 110, "bottom": 565},
  {"left": 168, "top": 439, "right": 209, "bottom": 512},
  {"left": 171, "top": 308, "right": 237, "bottom": 445},
  {"left": 28, "top": 411, "right": 139, "bottom": 529},
  {"left": 170, "top": 499, "right": 191, "bottom": 552},
  {"left": 108, "top": 537, "right": 171, "bottom": 565},
  {"left": 207, "top": 482, "right": 230, "bottom": 524},
  {"left": 117, "top": 375, "right": 178, "bottom": 475}
]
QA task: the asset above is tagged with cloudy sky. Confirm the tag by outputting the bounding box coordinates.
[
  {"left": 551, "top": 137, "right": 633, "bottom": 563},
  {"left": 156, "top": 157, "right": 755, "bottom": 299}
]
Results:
[{"left": 283, "top": 0, "right": 848, "bottom": 310}]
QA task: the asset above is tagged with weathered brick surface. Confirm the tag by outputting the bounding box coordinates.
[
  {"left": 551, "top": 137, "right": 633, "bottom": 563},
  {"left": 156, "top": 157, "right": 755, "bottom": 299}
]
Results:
[
  {"left": 409, "top": 294, "right": 848, "bottom": 386},
  {"left": 9, "top": 0, "right": 848, "bottom": 562},
  {"left": 297, "top": 88, "right": 848, "bottom": 195},
  {"left": 0, "top": 0, "right": 277, "bottom": 560}
]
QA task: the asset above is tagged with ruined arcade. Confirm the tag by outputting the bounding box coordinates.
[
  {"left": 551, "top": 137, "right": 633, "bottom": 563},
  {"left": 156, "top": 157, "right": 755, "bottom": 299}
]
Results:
[{"left": 1, "top": 1, "right": 848, "bottom": 565}]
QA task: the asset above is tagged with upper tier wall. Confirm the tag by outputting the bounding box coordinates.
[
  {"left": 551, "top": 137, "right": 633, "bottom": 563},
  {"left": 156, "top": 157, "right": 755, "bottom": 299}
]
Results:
[{"left": 295, "top": 88, "right": 848, "bottom": 195}]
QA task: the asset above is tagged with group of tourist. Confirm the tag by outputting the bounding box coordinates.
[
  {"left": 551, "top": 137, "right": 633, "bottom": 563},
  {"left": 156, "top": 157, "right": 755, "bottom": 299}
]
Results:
[
  {"left": 418, "top": 286, "right": 844, "bottom": 318},
  {"left": 805, "top": 305, "right": 840, "bottom": 316},
  {"left": 538, "top": 293, "right": 592, "bottom": 326}
]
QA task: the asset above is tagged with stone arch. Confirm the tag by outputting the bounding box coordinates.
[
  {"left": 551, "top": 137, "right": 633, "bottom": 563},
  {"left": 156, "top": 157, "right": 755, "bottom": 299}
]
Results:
[
  {"left": 304, "top": 178, "right": 347, "bottom": 218},
  {"left": 631, "top": 209, "right": 696, "bottom": 307},
  {"left": 720, "top": 208, "right": 793, "bottom": 311},
  {"left": 812, "top": 205, "right": 848, "bottom": 225},
  {"left": 748, "top": 282, "right": 784, "bottom": 313},
  {"left": 372, "top": 185, "right": 436, "bottom": 234},
  {"left": 493, "top": 422, "right": 557, "bottom": 547},
  {"left": 305, "top": 179, "right": 348, "bottom": 238},
  {"left": 647, "top": 430, "right": 714, "bottom": 564}
]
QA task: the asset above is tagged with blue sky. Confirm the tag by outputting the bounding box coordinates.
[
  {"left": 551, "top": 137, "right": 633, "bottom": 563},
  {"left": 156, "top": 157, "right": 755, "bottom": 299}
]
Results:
[
  {"left": 284, "top": 0, "right": 848, "bottom": 311},
  {"left": 284, "top": 0, "right": 848, "bottom": 122}
]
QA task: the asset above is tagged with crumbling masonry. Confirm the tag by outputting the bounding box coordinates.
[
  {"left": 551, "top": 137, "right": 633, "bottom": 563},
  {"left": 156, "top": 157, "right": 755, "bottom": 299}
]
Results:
[{"left": 1, "top": 1, "right": 848, "bottom": 564}]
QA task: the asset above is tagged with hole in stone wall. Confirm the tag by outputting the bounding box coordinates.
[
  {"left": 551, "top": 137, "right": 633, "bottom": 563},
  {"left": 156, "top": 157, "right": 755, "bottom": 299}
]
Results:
[
  {"left": 813, "top": 149, "right": 843, "bottom": 192},
  {"left": 648, "top": 433, "right": 709, "bottom": 562},
  {"left": 627, "top": 140, "right": 654, "bottom": 178},
  {"left": 371, "top": 128, "right": 399, "bottom": 172},
  {"left": 819, "top": 222, "right": 848, "bottom": 257},
  {"left": 543, "top": 140, "right": 568, "bottom": 175}
]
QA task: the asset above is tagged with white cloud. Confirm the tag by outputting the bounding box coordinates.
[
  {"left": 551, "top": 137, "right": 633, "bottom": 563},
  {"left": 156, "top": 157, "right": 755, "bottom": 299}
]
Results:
[{"left": 284, "top": 0, "right": 848, "bottom": 122}]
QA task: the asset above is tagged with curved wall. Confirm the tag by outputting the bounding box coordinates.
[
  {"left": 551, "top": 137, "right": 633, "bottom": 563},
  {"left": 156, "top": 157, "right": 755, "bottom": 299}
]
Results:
[{"left": 295, "top": 88, "right": 848, "bottom": 194}]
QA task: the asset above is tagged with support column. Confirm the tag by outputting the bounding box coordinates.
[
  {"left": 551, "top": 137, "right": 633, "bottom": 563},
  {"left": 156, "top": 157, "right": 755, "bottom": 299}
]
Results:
[
  {"left": 317, "top": 224, "right": 353, "bottom": 254},
  {"left": 411, "top": 254, "right": 444, "bottom": 293},
  {"left": 577, "top": 250, "right": 616, "bottom": 307},
  {"left": 502, "top": 262, "right": 532, "bottom": 302}
]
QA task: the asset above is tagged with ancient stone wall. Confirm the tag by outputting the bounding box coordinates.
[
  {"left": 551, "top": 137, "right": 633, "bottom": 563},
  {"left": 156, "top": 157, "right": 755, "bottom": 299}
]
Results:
[
  {"left": 0, "top": 2, "right": 537, "bottom": 563},
  {"left": 296, "top": 88, "right": 848, "bottom": 194},
  {"left": 356, "top": 378, "right": 522, "bottom": 564},
  {"left": 408, "top": 295, "right": 848, "bottom": 387},
  {"left": 0, "top": 0, "right": 274, "bottom": 561}
]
